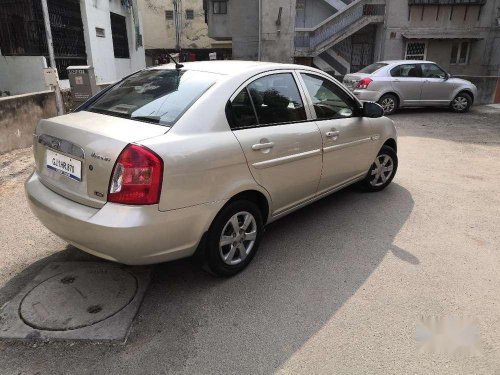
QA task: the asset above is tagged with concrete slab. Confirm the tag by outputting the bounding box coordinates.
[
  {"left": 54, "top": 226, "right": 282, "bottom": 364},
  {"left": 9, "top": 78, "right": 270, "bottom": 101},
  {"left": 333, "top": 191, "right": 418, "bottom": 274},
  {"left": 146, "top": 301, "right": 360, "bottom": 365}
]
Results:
[{"left": 0, "top": 262, "right": 150, "bottom": 342}]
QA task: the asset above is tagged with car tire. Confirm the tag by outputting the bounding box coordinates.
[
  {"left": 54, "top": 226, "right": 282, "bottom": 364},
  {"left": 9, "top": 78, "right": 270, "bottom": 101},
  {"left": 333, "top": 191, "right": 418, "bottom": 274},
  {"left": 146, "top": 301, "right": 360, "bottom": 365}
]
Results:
[
  {"left": 204, "top": 200, "right": 263, "bottom": 277},
  {"left": 450, "top": 92, "right": 472, "bottom": 113},
  {"left": 378, "top": 94, "right": 398, "bottom": 115},
  {"left": 358, "top": 145, "right": 398, "bottom": 192}
]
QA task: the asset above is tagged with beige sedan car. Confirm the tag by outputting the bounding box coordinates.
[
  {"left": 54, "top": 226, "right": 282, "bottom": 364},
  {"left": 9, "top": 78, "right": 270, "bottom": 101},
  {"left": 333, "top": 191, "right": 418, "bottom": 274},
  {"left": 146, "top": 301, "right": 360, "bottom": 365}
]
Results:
[{"left": 26, "top": 61, "right": 398, "bottom": 276}]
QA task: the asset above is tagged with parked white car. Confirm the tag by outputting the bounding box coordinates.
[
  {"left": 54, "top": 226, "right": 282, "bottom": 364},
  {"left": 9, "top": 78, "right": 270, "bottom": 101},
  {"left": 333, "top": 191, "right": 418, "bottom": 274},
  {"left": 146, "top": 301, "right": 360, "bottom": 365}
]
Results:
[
  {"left": 26, "top": 61, "right": 398, "bottom": 276},
  {"left": 343, "top": 60, "right": 478, "bottom": 115}
]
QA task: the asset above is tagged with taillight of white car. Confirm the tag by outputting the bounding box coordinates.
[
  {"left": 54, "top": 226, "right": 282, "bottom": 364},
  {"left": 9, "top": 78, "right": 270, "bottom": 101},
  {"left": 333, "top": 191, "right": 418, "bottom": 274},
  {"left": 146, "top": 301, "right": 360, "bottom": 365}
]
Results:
[
  {"left": 356, "top": 78, "right": 373, "bottom": 90},
  {"left": 108, "top": 144, "right": 163, "bottom": 205}
]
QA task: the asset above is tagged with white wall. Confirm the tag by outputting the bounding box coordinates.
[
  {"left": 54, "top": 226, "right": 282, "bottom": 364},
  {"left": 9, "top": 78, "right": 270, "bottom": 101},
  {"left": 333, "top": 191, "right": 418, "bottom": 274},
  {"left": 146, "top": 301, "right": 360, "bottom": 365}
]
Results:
[
  {"left": 0, "top": 56, "right": 48, "bottom": 95},
  {"left": 80, "top": 0, "right": 145, "bottom": 83}
]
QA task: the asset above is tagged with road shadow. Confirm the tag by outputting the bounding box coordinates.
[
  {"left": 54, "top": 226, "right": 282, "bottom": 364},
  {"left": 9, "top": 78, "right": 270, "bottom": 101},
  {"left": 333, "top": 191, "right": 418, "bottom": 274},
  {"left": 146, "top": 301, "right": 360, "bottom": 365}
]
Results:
[
  {"left": 0, "top": 183, "right": 414, "bottom": 374},
  {"left": 132, "top": 183, "right": 415, "bottom": 373}
]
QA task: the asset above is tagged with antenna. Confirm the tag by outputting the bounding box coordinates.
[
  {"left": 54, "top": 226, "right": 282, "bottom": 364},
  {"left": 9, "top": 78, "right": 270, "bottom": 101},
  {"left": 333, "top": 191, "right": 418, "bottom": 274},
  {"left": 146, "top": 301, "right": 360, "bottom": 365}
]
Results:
[{"left": 165, "top": 52, "right": 184, "bottom": 70}]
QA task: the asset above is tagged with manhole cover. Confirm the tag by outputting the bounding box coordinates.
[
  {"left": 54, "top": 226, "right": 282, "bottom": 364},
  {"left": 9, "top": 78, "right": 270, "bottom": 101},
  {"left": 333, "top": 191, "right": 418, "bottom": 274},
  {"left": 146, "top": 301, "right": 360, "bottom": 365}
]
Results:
[{"left": 19, "top": 267, "right": 138, "bottom": 331}]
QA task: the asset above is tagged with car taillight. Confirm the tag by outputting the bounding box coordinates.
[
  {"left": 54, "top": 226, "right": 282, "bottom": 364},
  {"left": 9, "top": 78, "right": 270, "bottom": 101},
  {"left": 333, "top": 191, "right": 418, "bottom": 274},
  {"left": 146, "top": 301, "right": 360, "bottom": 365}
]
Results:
[
  {"left": 356, "top": 78, "right": 373, "bottom": 90},
  {"left": 108, "top": 144, "right": 163, "bottom": 205}
]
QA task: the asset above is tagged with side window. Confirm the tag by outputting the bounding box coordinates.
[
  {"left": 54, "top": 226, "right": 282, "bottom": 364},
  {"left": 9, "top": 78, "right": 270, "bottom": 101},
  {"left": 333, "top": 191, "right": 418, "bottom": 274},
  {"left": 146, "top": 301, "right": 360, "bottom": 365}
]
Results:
[
  {"left": 391, "top": 64, "right": 421, "bottom": 78},
  {"left": 247, "top": 73, "right": 307, "bottom": 125},
  {"left": 300, "top": 73, "right": 356, "bottom": 120},
  {"left": 230, "top": 89, "right": 258, "bottom": 128},
  {"left": 421, "top": 63, "right": 446, "bottom": 79}
]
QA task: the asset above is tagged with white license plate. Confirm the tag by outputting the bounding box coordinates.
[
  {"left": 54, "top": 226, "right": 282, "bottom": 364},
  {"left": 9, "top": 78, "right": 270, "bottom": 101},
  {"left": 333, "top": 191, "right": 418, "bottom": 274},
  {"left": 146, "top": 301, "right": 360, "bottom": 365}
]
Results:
[{"left": 46, "top": 149, "right": 82, "bottom": 182}]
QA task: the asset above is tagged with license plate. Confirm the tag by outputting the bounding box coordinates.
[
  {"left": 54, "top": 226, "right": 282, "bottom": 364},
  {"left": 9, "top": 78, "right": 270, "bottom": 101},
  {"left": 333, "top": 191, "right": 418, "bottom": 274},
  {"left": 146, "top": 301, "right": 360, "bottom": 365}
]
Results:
[{"left": 46, "top": 149, "right": 82, "bottom": 182}]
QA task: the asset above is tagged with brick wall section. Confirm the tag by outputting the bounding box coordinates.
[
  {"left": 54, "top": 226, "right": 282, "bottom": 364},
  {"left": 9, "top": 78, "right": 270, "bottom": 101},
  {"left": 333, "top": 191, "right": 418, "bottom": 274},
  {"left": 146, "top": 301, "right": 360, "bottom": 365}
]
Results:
[{"left": 0, "top": 91, "right": 57, "bottom": 154}]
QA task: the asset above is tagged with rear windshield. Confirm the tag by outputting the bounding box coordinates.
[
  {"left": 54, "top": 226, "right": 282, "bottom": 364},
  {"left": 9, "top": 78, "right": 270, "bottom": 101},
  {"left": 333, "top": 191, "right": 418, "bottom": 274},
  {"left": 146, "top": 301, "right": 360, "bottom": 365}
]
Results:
[
  {"left": 357, "top": 63, "right": 388, "bottom": 74},
  {"left": 86, "top": 69, "right": 219, "bottom": 126}
]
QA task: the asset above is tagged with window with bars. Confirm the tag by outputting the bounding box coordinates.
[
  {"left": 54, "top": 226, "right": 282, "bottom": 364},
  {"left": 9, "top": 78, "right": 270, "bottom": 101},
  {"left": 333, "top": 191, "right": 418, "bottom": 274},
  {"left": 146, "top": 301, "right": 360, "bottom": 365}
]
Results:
[
  {"left": 450, "top": 41, "right": 470, "bottom": 64},
  {"left": 186, "top": 9, "right": 194, "bottom": 19},
  {"left": 110, "top": 12, "right": 129, "bottom": 58},
  {"left": 213, "top": 1, "right": 227, "bottom": 14},
  {"left": 165, "top": 10, "right": 173, "bottom": 20},
  {"left": 405, "top": 42, "right": 427, "bottom": 60}
]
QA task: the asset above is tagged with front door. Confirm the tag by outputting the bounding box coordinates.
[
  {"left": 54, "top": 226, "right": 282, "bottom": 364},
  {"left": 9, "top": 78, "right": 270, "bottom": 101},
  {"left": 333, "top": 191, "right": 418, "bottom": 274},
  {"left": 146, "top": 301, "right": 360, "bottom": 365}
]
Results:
[
  {"left": 390, "top": 63, "right": 424, "bottom": 106},
  {"left": 229, "top": 72, "right": 323, "bottom": 215},
  {"left": 420, "top": 63, "right": 455, "bottom": 104},
  {"left": 298, "top": 72, "right": 378, "bottom": 193}
]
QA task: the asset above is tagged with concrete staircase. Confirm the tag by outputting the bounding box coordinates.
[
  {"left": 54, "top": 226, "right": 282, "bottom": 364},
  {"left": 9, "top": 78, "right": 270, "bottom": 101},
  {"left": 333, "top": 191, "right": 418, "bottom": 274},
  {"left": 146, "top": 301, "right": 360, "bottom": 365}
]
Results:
[{"left": 295, "top": 0, "right": 385, "bottom": 74}]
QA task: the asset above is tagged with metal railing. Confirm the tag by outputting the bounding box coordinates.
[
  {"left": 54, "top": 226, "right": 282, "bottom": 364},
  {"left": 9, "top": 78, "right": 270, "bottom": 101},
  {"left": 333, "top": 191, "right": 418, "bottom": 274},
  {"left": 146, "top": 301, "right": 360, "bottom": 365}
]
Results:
[{"left": 295, "top": 0, "right": 385, "bottom": 50}]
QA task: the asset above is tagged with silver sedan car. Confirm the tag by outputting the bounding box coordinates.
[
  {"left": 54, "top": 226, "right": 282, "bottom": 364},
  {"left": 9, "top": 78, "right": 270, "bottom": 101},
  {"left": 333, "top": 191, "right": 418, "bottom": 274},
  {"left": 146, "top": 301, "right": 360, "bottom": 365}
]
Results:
[
  {"left": 343, "top": 60, "right": 477, "bottom": 115},
  {"left": 26, "top": 61, "right": 398, "bottom": 276}
]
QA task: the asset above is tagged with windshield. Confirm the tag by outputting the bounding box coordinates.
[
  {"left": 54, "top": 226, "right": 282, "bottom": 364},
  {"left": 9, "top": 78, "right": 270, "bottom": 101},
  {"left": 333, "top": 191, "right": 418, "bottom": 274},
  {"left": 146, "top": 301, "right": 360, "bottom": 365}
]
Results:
[
  {"left": 357, "top": 63, "right": 388, "bottom": 74},
  {"left": 86, "top": 69, "right": 219, "bottom": 126}
]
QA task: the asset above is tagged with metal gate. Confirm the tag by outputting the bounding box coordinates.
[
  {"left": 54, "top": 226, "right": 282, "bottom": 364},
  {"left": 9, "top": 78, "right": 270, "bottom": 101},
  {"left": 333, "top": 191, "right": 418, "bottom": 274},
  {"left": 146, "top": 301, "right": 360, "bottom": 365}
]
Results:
[{"left": 350, "top": 43, "right": 374, "bottom": 73}]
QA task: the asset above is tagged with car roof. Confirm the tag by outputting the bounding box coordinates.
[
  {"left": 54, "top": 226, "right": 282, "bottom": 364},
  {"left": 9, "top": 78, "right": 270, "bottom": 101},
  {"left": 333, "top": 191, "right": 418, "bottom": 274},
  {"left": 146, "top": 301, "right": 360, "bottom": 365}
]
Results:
[
  {"left": 149, "top": 60, "right": 325, "bottom": 77},
  {"left": 379, "top": 60, "right": 436, "bottom": 65}
]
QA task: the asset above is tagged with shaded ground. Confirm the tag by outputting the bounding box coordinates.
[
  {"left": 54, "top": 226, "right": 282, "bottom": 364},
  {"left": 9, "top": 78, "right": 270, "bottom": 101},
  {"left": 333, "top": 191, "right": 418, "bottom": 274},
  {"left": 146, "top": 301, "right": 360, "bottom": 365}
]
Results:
[{"left": 0, "top": 106, "right": 499, "bottom": 374}]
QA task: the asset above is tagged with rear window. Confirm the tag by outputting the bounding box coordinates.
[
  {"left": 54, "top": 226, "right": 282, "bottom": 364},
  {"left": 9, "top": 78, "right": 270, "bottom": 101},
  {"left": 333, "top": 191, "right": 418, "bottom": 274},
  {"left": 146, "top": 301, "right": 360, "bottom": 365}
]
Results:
[
  {"left": 86, "top": 69, "right": 219, "bottom": 126},
  {"left": 357, "top": 63, "right": 388, "bottom": 74}
]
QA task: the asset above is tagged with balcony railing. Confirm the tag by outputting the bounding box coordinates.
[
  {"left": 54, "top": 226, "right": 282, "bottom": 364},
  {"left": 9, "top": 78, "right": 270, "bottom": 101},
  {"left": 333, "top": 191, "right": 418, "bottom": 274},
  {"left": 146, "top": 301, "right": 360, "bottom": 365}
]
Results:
[{"left": 295, "top": 0, "right": 385, "bottom": 51}]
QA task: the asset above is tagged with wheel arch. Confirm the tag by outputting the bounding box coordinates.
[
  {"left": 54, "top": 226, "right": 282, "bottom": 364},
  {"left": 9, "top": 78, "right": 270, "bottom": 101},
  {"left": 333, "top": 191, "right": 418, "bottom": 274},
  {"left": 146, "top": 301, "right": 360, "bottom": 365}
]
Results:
[
  {"left": 455, "top": 89, "right": 475, "bottom": 104},
  {"left": 226, "top": 189, "right": 271, "bottom": 225}
]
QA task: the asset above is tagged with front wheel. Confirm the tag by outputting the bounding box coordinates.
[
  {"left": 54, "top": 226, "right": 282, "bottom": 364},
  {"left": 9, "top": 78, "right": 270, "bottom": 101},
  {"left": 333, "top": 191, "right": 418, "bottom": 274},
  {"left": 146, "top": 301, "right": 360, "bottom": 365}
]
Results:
[
  {"left": 450, "top": 92, "right": 472, "bottom": 113},
  {"left": 358, "top": 145, "right": 398, "bottom": 192},
  {"left": 204, "top": 200, "right": 263, "bottom": 277}
]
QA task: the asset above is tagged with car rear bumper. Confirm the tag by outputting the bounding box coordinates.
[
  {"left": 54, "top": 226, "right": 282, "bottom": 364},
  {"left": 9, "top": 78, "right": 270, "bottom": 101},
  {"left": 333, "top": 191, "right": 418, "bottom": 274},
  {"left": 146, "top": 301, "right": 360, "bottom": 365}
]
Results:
[
  {"left": 25, "top": 172, "right": 226, "bottom": 265},
  {"left": 352, "top": 89, "right": 382, "bottom": 102}
]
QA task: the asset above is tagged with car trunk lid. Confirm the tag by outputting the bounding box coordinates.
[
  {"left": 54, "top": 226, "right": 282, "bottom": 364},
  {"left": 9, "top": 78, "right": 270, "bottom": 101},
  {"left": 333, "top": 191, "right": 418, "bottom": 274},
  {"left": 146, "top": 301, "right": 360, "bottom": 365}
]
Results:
[{"left": 34, "top": 111, "right": 168, "bottom": 208}]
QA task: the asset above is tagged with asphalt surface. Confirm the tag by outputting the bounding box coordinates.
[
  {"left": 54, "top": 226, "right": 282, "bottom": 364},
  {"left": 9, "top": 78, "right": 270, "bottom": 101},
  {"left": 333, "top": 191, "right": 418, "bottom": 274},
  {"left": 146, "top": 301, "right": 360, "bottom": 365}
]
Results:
[{"left": 0, "top": 105, "right": 499, "bottom": 374}]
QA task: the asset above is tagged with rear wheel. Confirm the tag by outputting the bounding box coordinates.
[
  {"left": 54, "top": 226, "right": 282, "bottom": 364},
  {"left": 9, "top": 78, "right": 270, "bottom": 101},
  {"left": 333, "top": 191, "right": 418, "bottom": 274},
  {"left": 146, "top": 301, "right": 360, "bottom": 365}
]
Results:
[
  {"left": 204, "top": 200, "right": 263, "bottom": 277},
  {"left": 450, "top": 92, "right": 472, "bottom": 113},
  {"left": 358, "top": 145, "right": 398, "bottom": 192},
  {"left": 378, "top": 94, "right": 398, "bottom": 115}
]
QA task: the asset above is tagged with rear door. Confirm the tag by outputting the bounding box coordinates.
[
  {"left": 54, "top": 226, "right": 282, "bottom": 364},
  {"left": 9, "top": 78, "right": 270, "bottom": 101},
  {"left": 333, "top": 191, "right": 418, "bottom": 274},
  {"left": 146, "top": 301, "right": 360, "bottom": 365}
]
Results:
[
  {"left": 298, "top": 72, "right": 379, "bottom": 193},
  {"left": 229, "top": 71, "right": 323, "bottom": 215},
  {"left": 390, "top": 63, "right": 424, "bottom": 105},
  {"left": 420, "top": 63, "right": 455, "bottom": 104}
]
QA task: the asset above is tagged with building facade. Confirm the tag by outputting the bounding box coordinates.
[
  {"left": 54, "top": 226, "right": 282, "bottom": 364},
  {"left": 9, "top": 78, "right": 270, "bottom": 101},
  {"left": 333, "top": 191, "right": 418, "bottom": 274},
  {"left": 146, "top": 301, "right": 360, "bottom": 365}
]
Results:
[
  {"left": 206, "top": 0, "right": 500, "bottom": 77},
  {"left": 138, "top": 0, "right": 231, "bottom": 66},
  {"left": 0, "top": 0, "right": 146, "bottom": 95}
]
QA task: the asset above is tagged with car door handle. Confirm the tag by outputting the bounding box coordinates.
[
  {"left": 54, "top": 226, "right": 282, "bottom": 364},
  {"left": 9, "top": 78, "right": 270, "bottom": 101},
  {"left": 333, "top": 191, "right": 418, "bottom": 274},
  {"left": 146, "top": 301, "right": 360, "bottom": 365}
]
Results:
[
  {"left": 252, "top": 142, "right": 275, "bottom": 151},
  {"left": 393, "top": 79, "right": 400, "bottom": 82},
  {"left": 325, "top": 131, "right": 340, "bottom": 138}
]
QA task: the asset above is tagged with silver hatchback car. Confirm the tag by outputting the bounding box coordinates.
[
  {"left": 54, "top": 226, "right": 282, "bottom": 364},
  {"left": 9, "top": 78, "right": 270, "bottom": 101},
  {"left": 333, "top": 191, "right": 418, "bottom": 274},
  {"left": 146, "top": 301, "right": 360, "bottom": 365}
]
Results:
[
  {"left": 26, "top": 61, "right": 398, "bottom": 276},
  {"left": 343, "top": 60, "right": 477, "bottom": 115}
]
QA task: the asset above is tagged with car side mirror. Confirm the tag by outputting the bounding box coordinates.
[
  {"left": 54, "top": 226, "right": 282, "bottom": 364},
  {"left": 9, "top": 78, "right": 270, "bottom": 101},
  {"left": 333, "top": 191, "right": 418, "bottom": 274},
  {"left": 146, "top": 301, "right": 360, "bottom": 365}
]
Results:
[
  {"left": 444, "top": 73, "right": 451, "bottom": 80},
  {"left": 363, "top": 102, "right": 384, "bottom": 118}
]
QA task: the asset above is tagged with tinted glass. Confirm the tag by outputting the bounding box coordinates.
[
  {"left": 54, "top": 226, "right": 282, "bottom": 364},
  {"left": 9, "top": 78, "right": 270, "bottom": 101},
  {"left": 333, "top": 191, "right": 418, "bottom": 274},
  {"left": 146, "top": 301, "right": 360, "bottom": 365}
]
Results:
[
  {"left": 87, "top": 69, "right": 218, "bottom": 126},
  {"left": 247, "top": 73, "right": 306, "bottom": 125},
  {"left": 301, "top": 73, "right": 356, "bottom": 119},
  {"left": 391, "top": 64, "right": 421, "bottom": 78},
  {"left": 421, "top": 63, "right": 446, "bottom": 79},
  {"left": 357, "top": 62, "right": 388, "bottom": 74},
  {"left": 231, "top": 88, "right": 257, "bottom": 128},
  {"left": 459, "top": 42, "right": 469, "bottom": 64},
  {"left": 450, "top": 43, "right": 459, "bottom": 63}
]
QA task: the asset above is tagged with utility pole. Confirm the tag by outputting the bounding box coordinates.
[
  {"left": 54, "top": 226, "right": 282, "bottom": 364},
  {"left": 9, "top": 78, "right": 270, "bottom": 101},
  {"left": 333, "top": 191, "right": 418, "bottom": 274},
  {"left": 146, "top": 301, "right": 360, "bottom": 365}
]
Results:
[{"left": 41, "top": 0, "right": 64, "bottom": 115}]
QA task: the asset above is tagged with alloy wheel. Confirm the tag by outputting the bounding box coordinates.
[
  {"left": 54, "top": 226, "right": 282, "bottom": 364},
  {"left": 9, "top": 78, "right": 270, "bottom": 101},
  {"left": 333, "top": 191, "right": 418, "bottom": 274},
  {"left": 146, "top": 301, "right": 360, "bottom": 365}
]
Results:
[
  {"left": 370, "top": 154, "right": 394, "bottom": 187},
  {"left": 381, "top": 98, "right": 396, "bottom": 114},
  {"left": 452, "top": 96, "right": 468, "bottom": 112},
  {"left": 219, "top": 211, "right": 257, "bottom": 265}
]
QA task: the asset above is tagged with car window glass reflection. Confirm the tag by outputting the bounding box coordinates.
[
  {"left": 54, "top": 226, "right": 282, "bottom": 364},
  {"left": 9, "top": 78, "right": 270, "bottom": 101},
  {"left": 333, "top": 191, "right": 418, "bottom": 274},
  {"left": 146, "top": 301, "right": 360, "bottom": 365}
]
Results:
[
  {"left": 301, "top": 73, "right": 355, "bottom": 120},
  {"left": 247, "top": 73, "right": 306, "bottom": 125}
]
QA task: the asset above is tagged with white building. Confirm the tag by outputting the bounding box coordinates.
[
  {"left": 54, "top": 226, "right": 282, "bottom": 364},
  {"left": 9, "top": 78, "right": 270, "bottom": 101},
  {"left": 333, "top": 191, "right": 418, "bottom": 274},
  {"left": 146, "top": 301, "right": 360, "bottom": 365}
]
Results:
[{"left": 0, "top": 0, "right": 146, "bottom": 95}]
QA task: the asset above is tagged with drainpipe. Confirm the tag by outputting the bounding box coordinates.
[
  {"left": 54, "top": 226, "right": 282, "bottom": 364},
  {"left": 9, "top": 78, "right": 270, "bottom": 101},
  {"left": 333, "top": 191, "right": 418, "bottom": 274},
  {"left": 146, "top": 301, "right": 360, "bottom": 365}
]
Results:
[
  {"left": 41, "top": 0, "right": 64, "bottom": 115},
  {"left": 258, "top": 0, "right": 262, "bottom": 61}
]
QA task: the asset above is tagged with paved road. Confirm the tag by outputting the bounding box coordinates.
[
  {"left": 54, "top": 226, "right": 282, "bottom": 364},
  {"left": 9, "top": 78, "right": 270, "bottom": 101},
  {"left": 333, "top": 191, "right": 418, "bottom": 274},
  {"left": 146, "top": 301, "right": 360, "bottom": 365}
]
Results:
[{"left": 0, "top": 106, "right": 499, "bottom": 374}]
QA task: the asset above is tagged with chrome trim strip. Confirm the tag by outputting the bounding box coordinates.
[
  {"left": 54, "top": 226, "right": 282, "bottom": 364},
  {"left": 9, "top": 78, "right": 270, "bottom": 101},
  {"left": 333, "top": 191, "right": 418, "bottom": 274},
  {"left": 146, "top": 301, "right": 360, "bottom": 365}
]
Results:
[
  {"left": 323, "top": 137, "right": 371, "bottom": 153},
  {"left": 252, "top": 149, "right": 321, "bottom": 170},
  {"left": 38, "top": 134, "right": 85, "bottom": 159}
]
